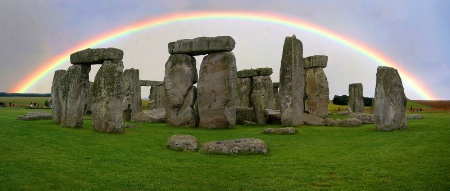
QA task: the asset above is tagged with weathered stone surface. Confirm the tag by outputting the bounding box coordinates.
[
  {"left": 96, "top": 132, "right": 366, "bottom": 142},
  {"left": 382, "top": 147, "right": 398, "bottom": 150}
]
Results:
[
  {"left": 91, "top": 60, "right": 125, "bottom": 133},
  {"left": 348, "top": 113, "right": 374, "bottom": 124},
  {"left": 349, "top": 83, "right": 364, "bottom": 113},
  {"left": 323, "top": 118, "right": 362, "bottom": 127},
  {"left": 272, "top": 82, "right": 280, "bottom": 88},
  {"left": 236, "top": 107, "right": 256, "bottom": 124},
  {"left": 59, "top": 64, "right": 91, "bottom": 128},
  {"left": 272, "top": 86, "right": 280, "bottom": 110},
  {"left": 164, "top": 54, "right": 198, "bottom": 127},
  {"left": 167, "top": 134, "right": 199, "bottom": 152},
  {"left": 131, "top": 108, "right": 166, "bottom": 123},
  {"left": 168, "top": 36, "right": 235, "bottom": 56},
  {"left": 406, "top": 114, "right": 424, "bottom": 120},
  {"left": 198, "top": 52, "right": 237, "bottom": 128},
  {"left": 265, "top": 109, "right": 281, "bottom": 124},
  {"left": 336, "top": 107, "right": 352, "bottom": 116},
  {"left": 251, "top": 94, "right": 266, "bottom": 125},
  {"left": 323, "top": 118, "right": 341, "bottom": 126},
  {"left": 262, "top": 127, "right": 297, "bottom": 135},
  {"left": 148, "top": 85, "right": 165, "bottom": 110},
  {"left": 51, "top": 70, "right": 66, "bottom": 124},
  {"left": 279, "top": 35, "right": 304, "bottom": 126},
  {"left": 123, "top": 68, "right": 142, "bottom": 118},
  {"left": 374, "top": 66, "right": 407, "bottom": 131},
  {"left": 236, "top": 78, "right": 251, "bottom": 108},
  {"left": 236, "top": 67, "right": 273, "bottom": 78},
  {"left": 252, "top": 76, "right": 274, "bottom": 109},
  {"left": 18, "top": 112, "right": 52, "bottom": 120},
  {"left": 70, "top": 48, "right": 123, "bottom": 65},
  {"left": 139, "top": 80, "right": 163, "bottom": 87},
  {"left": 84, "top": 81, "right": 93, "bottom": 114},
  {"left": 304, "top": 113, "right": 324, "bottom": 126},
  {"left": 304, "top": 55, "right": 328, "bottom": 69},
  {"left": 304, "top": 67, "right": 329, "bottom": 118},
  {"left": 202, "top": 138, "right": 269, "bottom": 155}
]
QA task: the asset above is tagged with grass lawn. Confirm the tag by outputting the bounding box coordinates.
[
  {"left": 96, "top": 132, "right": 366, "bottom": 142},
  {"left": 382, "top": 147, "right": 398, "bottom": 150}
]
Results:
[{"left": 0, "top": 107, "right": 449, "bottom": 190}]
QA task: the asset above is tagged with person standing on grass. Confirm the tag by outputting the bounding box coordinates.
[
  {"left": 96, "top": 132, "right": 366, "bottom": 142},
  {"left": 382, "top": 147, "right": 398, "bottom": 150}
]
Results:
[
  {"left": 13, "top": 101, "right": 15, "bottom": 107},
  {"left": 9, "top": 102, "right": 11, "bottom": 107}
]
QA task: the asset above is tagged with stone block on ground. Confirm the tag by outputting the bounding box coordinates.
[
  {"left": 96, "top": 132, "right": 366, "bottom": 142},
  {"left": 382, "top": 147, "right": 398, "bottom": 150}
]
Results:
[
  {"left": 168, "top": 36, "right": 235, "bottom": 56},
  {"left": 202, "top": 138, "right": 269, "bottom": 155},
  {"left": 348, "top": 113, "right": 374, "bottom": 124},
  {"left": 17, "top": 112, "right": 52, "bottom": 120},
  {"left": 70, "top": 48, "right": 124, "bottom": 64},
  {"left": 304, "top": 113, "right": 324, "bottom": 126},
  {"left": 262, "top": 127, "right": 297, "bottom": 135},
  {"left": 406, "top": 114, "right": 424, "bottom": 120},
  {"left": 131, "top": 108, "right": 166, "bottom": 123},
  {"left": 167, "top": 134, "right": 199, "bottom": 152}
]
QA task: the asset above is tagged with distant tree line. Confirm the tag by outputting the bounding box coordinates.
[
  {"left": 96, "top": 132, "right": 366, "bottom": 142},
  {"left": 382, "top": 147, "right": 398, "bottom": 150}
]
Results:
[
  {"left": 332, "top": 95, "right": 373, "bottom": 106},
  {"left": 0, "top": 92, "right": 51, "bottom": 97}
]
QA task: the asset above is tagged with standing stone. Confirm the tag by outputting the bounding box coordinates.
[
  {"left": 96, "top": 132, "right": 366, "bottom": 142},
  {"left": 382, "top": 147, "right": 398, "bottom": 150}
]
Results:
[
  {"left": 123, "top": 68, "right": 142, "bottom": 117},
  {"left": 252, "top": 76, "right": 274, "bottom": 109},
  {"left": 164, "top": 54, "right": 198, "bottom": 127},
  {"left": 59, "top": 65, "right": 91, "bottom": 128},
  {"left": 84, "top": 81, "right": 93, "bottom": 114},
  {"left": 251, "top": 94, "right": 266, "bottom": 125},
  {"left": 51, "top": 70, "right": 66, "bottom": 124},
  {"left": 91, "top": 60, "right": 125, "bottom": 133},
  {"left": 279, "top": 35, "right": 304, "bottom": 126},
  {"left": 148, "top": 85, "right": 165, "bottom": 110},
  {"left": 236, "top": 78, "right": 251, "bottom": 108},
  {"left": 304, "top": 67, "right": 329, "bottom": 118},
  {"left": 272, "top": 82, "right": 280, "bottom": 110},
  {"left": 374, "top": 66, "right": 407, "bottom": 131},
  {"left": 348, "top": 83, "right": 364, "bottom": 113},
  {"left": 198, "top": 52, "right": 237, "bottom": 128}
]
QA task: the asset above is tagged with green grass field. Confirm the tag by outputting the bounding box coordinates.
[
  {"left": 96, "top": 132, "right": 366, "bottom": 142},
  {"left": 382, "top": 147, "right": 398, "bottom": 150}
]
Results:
[{"left": 0, "top": 104, "right": 449, "bottom": 190}]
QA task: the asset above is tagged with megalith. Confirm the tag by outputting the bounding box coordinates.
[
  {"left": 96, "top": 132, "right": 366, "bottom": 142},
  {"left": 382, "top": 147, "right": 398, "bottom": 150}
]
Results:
[
  {"left": 348, "top": 83, "right": 364, "bottom": 113},
  {"left": 70, "top": 48, "right": 124, "bottom": 64},
  {"left": 164, "top": 54, "right": 198, "bottom": 127},
  {"left": 272, "top": 82, "right": 280, "bottom": 110},
  {"left": 252, "top": 76, "right": 274, "bottom": 109},
  {"left": 198, "top": 52, "right": 237, "bottom": 128},
  {"left": 374, "top": 66, "right": 407, "bottom": 131},
  {"left": 236, "top": 77, "right": 251, "bottom": 108},
  {"left": 91, "top": 60, "right": 125, "bottom": 133},
  {"left": 58, "top": 64, "right": 91, "bottom": 128},
  {"left": 148, "top": 84, "right": 165, "bottom": 110},
  {"left": 251, "top": 94, "right": 266, "bottom": 125},
  {"left": 235, "top": 67, "right": 274, "bottom": 110},
  {"left": 279, "top": 35, "right": 304, "bottom": 126},
  {"left": 168, "top": 36, "right": 235, "bottom": 56},
  {"left": 123, "top": 68, "right": 142, "bottom": 118},
  {"left": 304, "top": 55, "right": 329, "bottom": 118},
  {"left": 51, "top": 70, "right": 66, "bottom": 124}
]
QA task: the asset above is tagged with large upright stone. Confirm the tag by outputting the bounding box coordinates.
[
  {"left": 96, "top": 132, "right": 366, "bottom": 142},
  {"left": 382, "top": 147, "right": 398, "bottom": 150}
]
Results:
[
  {"left": 251, "top": 94, "right": 266, "bottom": 125},
  {"left": 148, "top": 85, "right": 165, "bottom": 110},
  {"left": 304, "top": 67, "right": 329, "bottom": 118},
  {"left": 252, "top": 76, "right": 273, "bottom": 109},
  {"left": 198, "top": 52, "right": 237, "bottom": 128},
  {"left": 164, "top": 54, "right": 198, "bottom": 127},
  {"left": 168, "top": 36, "right": 235, "bottom": 56},
  {"left": 236, "top": 78, "right": 251, "bottom": 108},
  {"left": 123, "top": 68, "right": 142, "bottom": 117},
  {"left": 70, "top": 48, "right": 124, "bottom": 65},
  {"left": 59, "top": 64, "right": 91, "bottom": 128},
  {"left": 349, "top": 83, "right": 364, "bottom": 113},
  {"left": 279, "top": 35, "right": 304, "bottom": 126},
  {"left": 374, "top": 66, "right": 407, "bottom": 131},
  {"left": 51, "top": 70, "right": 66, "bottom": 124},
  {"left": 91, "top": 60, "right": 125, "bottom": 133},
  {"left": 304, "top": 55, "right": 328, "bottom": 69},
  {"left": 272, "top": 82, "right": 280, "bottom": 110}
]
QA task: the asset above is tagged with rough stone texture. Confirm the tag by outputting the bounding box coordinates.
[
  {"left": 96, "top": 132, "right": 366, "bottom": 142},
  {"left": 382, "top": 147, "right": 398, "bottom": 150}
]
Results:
[
  {"left": 202, "top": 138, "right": 269, "bottom": 155},
  {"left": 236, "top": 67, "right": 273, "bottom": 78},
  {"left": 164, "top": 54, "right": 198, "bottom": 127},
  {"left": 304, "top": 67, "right": 329, "bottom": 118},
  {"left": 407, "top": 114, "right": 424, "bottom": 120},
  {"left": 91, "top": 60, "right": 125, "bottom": 133},
  {"left": 252, "top": 76, "right": 274, "bottom": 109},
  {"left": 272, "top": 86, "right": 280, "bottom": 110},
  {"left": 374, "top": 66, "right": 407, "bottom": 131},
  {"left": 148, "top": 85, "right": 165, "bottom": 110},
  {"left": 265, "top": 109, "right": 281, "bottom": 124},
  {"left": 304, "top": 113, "right": 325, "bottom": 126},
  {"left": 123, "top": 68, "right": 142, "bottom": 117},
  {"left": 140, "top": 80, "right": 163, "bottom": 87},
  {"left": 236, "top": 107, "right": 256, "bottom": 124},
  {"left": 167, "top": 134, "right": 199, "bottom": 152},
  {"left": 59, "top": 64, "right": 91, "bottom": 128},
  {"left": 18, "top": 112, "right": 52, "bottom": 120},
  {"left": 168, "top": 36, "right": 235, "bottom": 56},
  {"left": 236, "top": 78, "right": 251, "bottom": 108},
  {"left": 336, "top": 107, "right": 352, "bottom": 116},
  {"left": 279, "top": 35, "right": 304, "bottom": 126},
  {"left": 348, "top": 113, "right": 374, "bottom": 124},
  {"left": 131, "top": 108, "right": 166, "bottom": 123},
  {"left": 251, "top": 94, "right": 266, "bottom": 125},
  {"left": 51, "top": 70, "right": 66, "bottom": 124},
  {"left": 85, "top": 81, "right": 93, "bottom": 114},
  {"left": 198, "top": 52, "right": 237, "bottom": 128},
  {"left": 348, "top": 83, "right": 364, "bottom": 113},
  {"left": 323, "top": 118, "right": 341, "bottom": 126},
  {"left": 70, "top": 48, "right": 124, "bottom": 65},
  {"left": 304, "top": 55, "right": 328, "bottom": 69},
  {"left": 262, "top": 127, "right": 297, "bottom": 135},
  {"left": 323, "top": 118, "right": 362, "bottom": 127}
]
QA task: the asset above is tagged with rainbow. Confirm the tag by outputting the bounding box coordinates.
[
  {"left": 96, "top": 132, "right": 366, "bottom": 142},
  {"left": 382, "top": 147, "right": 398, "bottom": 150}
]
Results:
[{"left": 10, "top": 11, "right": 438, "bottom": 100}]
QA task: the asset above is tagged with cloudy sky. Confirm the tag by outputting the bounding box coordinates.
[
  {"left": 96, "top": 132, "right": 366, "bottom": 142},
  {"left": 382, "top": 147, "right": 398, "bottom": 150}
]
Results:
[{"left": 1, "top": 0, "right": 449, "bottom": 100}]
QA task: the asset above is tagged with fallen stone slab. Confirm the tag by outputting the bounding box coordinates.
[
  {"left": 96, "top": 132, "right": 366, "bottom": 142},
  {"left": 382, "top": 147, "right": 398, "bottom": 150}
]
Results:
[
  {"left": 304, "top": 55, "right": 328, "bottom": 69},
  {"left": 304, "top": 113, "right": 324, "bottom": 126},
  {"left": 236, "top": 67, "right": 273, "bottom": 78},
  {"left": 17, "top": 112, "right": 52, "bottom": 120},
  {"left": 202, "top": 138, "right": 269, "bottom": 155},
  {"left": 70, "top": 48, "right": 124, "bottom": 64},
  {"left": 407, "top": 114, "right": 424, "bottom": 120},
  {"left": 167, "top": 134, "right": 199, "bottom": 152},
  {"left": 262, "top": 127, "right": 297, "bottom": 135},
  {"left": 130, "top": 108, "right": 166, "bottom": 123},
  {"left": 323, "top": 118, "right": 362, "bottom": 127},
  {"left": 168, "top": 36, "right": 235, "bottom": 56},
  {"left": 348, "top": 113, "right": 374, "bottom": 124}
]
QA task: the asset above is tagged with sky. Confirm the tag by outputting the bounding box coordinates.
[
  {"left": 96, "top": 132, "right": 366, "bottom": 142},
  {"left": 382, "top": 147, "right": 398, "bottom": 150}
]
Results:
[{"left": 0, "top": 0, "right": 449, "bottom": 100}]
